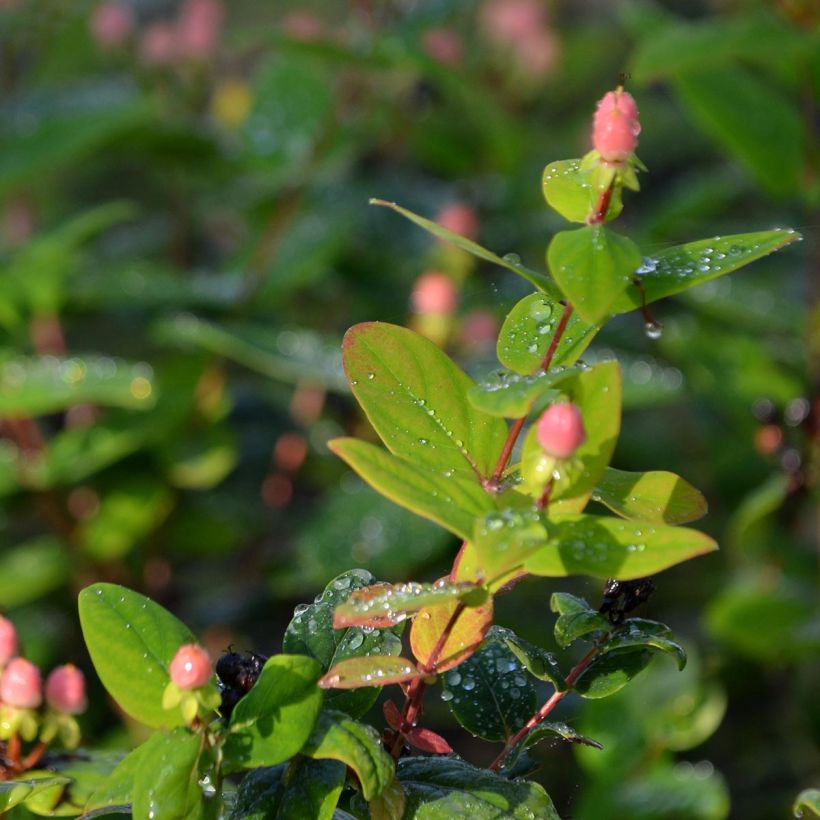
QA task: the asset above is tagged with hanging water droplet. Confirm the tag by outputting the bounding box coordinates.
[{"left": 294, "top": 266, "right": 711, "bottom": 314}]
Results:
[
  {"left": 644, "top": 321, "right": 664, "bottom": 340},
  {"left": 502, "top": 253, "right": 521, "bottom": 266}
]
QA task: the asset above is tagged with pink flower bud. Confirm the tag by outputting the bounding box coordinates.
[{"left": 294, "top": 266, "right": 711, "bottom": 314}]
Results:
[
  {"left": 592, "top": 90, "right": 640, "bottom": 163},
  {"left": 0, "top": 617, "right": 19, "bottom": 667},
  {"left": 537, "top": 403, "right": 586, "bottom": 459},
  {"left": 411, "top": 272, "right": 458, "bottom": 316},
  {"left": 281, "top": 11, "right": 325, "bottom": 42},
  {"left": 422, "top": 28, "right": 463, "bottom": 67},
  {"left": 169, "top": 644, "right": 212, "bottom": 690},
  {"left": 139, "top": 23, "right": 177, "bottom": 67},
  {"left": 45, "top": 665, "right": 87, "bottom": 715},
  {"left": 177, "top": 0, "right": 223, "bottom": 59},
  {"left": 480, "top": 0, "right": 546, "bottom": 46},
  {"left": 436, "top": 203, "right": 479, "bottom": 241},
  {"left": 0, "top": 658, "right": 42, "bottom": 709},
  {"left": 90, "top": 1, "right": 134, "bottom": 48}
]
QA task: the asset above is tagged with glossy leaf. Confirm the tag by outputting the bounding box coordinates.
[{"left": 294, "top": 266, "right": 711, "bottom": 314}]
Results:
[
  {"left": 467, "top": 364, "right": 587, "bottom": 418},
  {"left": 520, "top": 360, "right": 622, "bottom": 508},
  {"left": 283, "top": 569, "right": 403, "bottom": 718},
  {"left": 342, "top": 322, "right": 508, "bottom": 480},
  {"left": 441, "top": 638, "right": 537, "bottom": 742},
  {"left": 0, "top": 777, "right": 72, "bottom": 812},
  {"left": 84, "top": 744, "right": 148, "bottom": 815},
  {"left": 551, "top": 593, "right": 610, "bottom": 649},
  {"left": 574, "top": 650, "right": 654, "bottom": 699},
  {"left": 794, "top": 788, "right": 820, "bottom": 819},
  {"left": 301, "top": 710, "right": 394, "bottom": 802},
  {"left": 497, "top": 292, "right": 598, "bottom": 376},
  {"left": 603, "top": 619, "right": 687, "bottom": 670},
  {"left": 411, "top": 596, "right": 494, "bottom": 673},
  {"left": 0, "top": 356, "right": 156, "bottom": 416},
  {"left": 542, "top": 158, "right": 623, "bottom": 223},
  {"left": 405, "top": 727, "right": 453, "bottom": 754},
  {"left": 78, "top": 583, "right": 196, "bottom": 729},
  {"left": 503, "top": 721, "right": 603, "bottom": 772},
  {"left": 525, "top": 514, "right": 718, "bottom": 580},
  {"left": 370, "top": 199, "right": 559, "bottom": 295},
  {"left": 608, "top": 229, "right": 801, "bottom": 315},
  {"left": 494, "top": 627, "right": 567, "bottom": 691},
  {"left": 547, "top": 226, "right": 642, "bottom": 325},
  {"left": 319, "top": 656, "right": 422, "bottom": 689},
  {"left": 592, "top": 467, "right": 708, "bottom": 525},
  {"left": 396, "top": 757, "right": 560, "bottom": 819},
  {"left": 132, "top": 730, "right": 205, "bottom": 820},
  {"left": 329, "top": 438, "right": 494, "bottom": 541},
  {"left": 224, "top": 655, "right": 323, "bottom": 770},
  {"left": 332, "top": 580, "right": 486, "bottom": 629}
]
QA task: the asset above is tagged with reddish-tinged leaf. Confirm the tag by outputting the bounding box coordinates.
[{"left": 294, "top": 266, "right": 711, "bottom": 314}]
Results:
[
  {"left": 411, "top": 597, "right": 494, "bottom": 673},
  {"left": 383, "top": 700, "right": 402, "bottom": 730},
  {"left": 405, "top": 727, "right": 453, "bottom": 754},
  {"left": 319, "top": 656, "right": 422, "bottom": 690}
]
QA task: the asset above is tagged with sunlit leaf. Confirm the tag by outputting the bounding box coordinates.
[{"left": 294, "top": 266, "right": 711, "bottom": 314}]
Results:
[
  {"left": 542, "top": 158, "right": 623, "bottom": 224},
  {"left": 319, "top": 656, "right": 422, "bottom": 689}
]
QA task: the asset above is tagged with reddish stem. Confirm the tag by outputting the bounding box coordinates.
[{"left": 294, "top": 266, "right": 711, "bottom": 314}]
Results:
[
  {"left": 588, "top": 184, "right": 614, "bottom": 225},
  {"left": 489, "top": 645, "right": 599, "bottom": 771},
  {"left": 21, "top": 741, "right": 47, "bottom": 771},
  {"left": 539, "top": 303, "right": 574, "bottom": 372}
]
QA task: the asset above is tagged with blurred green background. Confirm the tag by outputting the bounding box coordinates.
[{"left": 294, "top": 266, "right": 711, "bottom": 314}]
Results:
[{"left": 0, "top": 0, "right": 817, "bottom": 817}]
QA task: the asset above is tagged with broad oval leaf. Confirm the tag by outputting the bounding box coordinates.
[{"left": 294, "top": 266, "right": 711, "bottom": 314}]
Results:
[
  {"left": 523, "top": 514, "right": 718, "bottom": 579},
  {"left": 493, "top": 626, "right": 567, "bottom": 691},
  {"left": 550, "top": 592, "right": 610, "bottom": 649},
  {"left": 574, "top": 649, "right": 653, "bottom": 699},
  {"left": 0, "top": 356, "right": 156, "bottom": 416},
  {"left": 84, "top": 743, "right": 148, "bottom": 814},
  {"left": 224, "top": 655, "right": 323, "bottom": 770},
  {"left": 542, "top": 158, "right": 623, "bottom": 223},
  {"left": 497, "top": 292, "right": 598, "bottom": 376},
  {"left": 319, "top": 656, "right": 422, "bottom": 690},
  {"left": 333, "top": 580, "right": 486, "bottom": 629},
  {"left": 283, "top": 569, "right": 403, "bottom": 718},
  {"left": 302, "top": 710, "right": 394, "bottom": 802},
  {"left": 329, "top": 438, "right": 495, "bottom": 541},
  {"left": 608, "top": 229, "right": 801, "bottom": 314},
  {"left": 502, "top": 721, "right": 603, "bottom": 773},
  {"left": 441, "top": 638, "right": 536, "bottom": 742},
  {"left": 592, "top": 467, "right": 707, "bottom": 525},
  {"left": 411, "top": 596, "right": 494, "bottom": 673},
  {"left": 604, "top": 618, "right": 687, "bottom": 670},
  {"left": 342, "top": 322, "right": 508, "bottom": 481},
  {"left": 547, "top": 226, "right": 643, "bottom": 325},
  {"left": 396, "top": 757, "right": 560, "bottom": 819},
  {"left": 132, "top": 729, "right": 205, "bottom": 820},
  {"left": 0, "top": 777, "right": 72, "bottom": 812},
  {"left": 78, "top": 583, "right": 196, "bottom": 729}
]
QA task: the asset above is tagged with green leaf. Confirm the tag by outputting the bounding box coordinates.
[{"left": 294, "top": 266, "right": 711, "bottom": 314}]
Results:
[
  {"left": 550, "top": 592, "right": 610, "bottom": 649},
  {"left": 229, "top": 759, "right": 346, "bottom": 820},
  {"left": 497, "top": 293, "right": 598, "bottom": 376},
  {"left": 603, "top": 619, "right": 687, "bottom": 670},
  {"left": 342, "top": 323, "right": 508, "bottom": 480},
  {"left": 794, "top": 788, "right": 820, "bottom": 819},
  {"left": 301, "top": 710, "right": 394, "bottom": 802},
  {"left": 370, "top": 199, "right": 559, "bottom": 296},
  {"left": 0, "top": 777, "right": 72, "bottom": 812},
  {"left": 467, "top": 364, "right": 588, "bottom": 418},
  {"left": 332, "top": 580, "right": 485, "bottom": 629},
  {"left": 161, "top": 425, "right": 237, "bottom": 490},
  {"left": 396, "top": 757, "right": 559, "bottom": 819},
  {"left": 84, "top": 744, "right": 149, "bottom": 814},
  {"left": 329, "top": 438, "right": 495, "bottom": 541},
  {"left": 520, "top": 360, "right": 621, "bottom": 508},
  {"left": 574, "top": 650, "right": 654, "bottom": 699},
  {"left": 78, "top": 583, "right": 197, "bottom": 729},
  {"left": 224, "top": 655, "right": 323, "bottom": 770},
  {"left": 0, "top": 356, "right": 157, "bottom": 416},
  {"left": 608, "top": 229, "right": 801, "bottom": 314},
  {"left": 542, "top": 159, "right": 623, "bottom": 224},
  {"left": 525, "top": 514, "right": 718, "bottom": 580},
  {"left": 441, "top": 637, "right": 537, "bottom": 742},
  {"left": 132, "top": 730, "right": 206, "bottom": 820},
  {"left": 283, "top": 570, "right": 402, "bottom": 718},
  {"left": 503, "top": 721, "right": 603, "bottom": 773},
  {"left": 0, "top": 536, "right": 70, "bottom": 608},
  {"left": 547, "top": 227, "right": 643, "bottom": 325},
  {"left": 319, "top": 656, "right": 421, "bottom": 689},
  {"left": 494, "top": 626, "right": 567, "bottom": 691},
  {"left": 592, "top": 467, "right": 708, "bottom": 525}
]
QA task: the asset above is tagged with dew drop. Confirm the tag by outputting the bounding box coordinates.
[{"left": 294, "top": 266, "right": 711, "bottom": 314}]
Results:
[{"left": 644, "top": 321, "right": 664, "bottom": 340}]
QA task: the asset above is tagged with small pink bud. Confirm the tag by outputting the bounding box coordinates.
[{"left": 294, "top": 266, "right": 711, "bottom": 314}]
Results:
[
  {"left": 0, "top": 658, "right": 42, "bottom": 709},
  {"left": 90, "top": 1, "right": 134, "bottom": 48},
  {"left": 139, "top": 23, "right": 177, "bottom": 67},
  {"left": 460, "top": 310, "right": 498, "bottom": 347},
  {"left": 422, "top": 28, "right": 463, "bottom": 67},
  {"left": 177, "top": 0, "right": 223, "bottom": 59},
  {"left": 411, "top": 272, "right": 458, "bottom": 316},
  {"left": 0, "top": 617, "right": 19, "bottom": 667},
  {"left": 281, "top": 11, "right": 325, "bottom": 42},
  {"left": 592, "top": 90, "right": 640, "bottom": 163},
  {"left": 169, "top": 644, "right": 212, "bottom": 690},
  {"left": 537, "top": 403, "right": 586, "bottom": 459},
  {"left": 45, "top": 665, "right": 87, "bottom": 715},
  {"left": 436, "top": 203, "right": 479, "bottom": 241},
  {"left": 516, "top": 29, "right": 560, "bottom": 78},
  {"left": 480, "top": 0, "right": 546, "bottom": 46}
]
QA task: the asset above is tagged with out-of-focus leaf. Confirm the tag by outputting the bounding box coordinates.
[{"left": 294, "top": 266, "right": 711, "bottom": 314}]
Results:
[
  {"left": 0, "top": 536, "right": 70, "bottom": 608},
  {"left": 793, "top": 789, "right": 820, "bottom": 819},
  {"left": 161, "top": 425, "right": 237, "bottom": 490},
  {"left": 0, "top": 777, "right": 71, "bottom": 812}
]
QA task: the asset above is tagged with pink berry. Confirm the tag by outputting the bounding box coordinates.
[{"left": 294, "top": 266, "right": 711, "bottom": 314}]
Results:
[
  {"left": 169, "top": 644, "right": 212, "bottom": 690},
  {"left": 592, "top": 90, "right": 640, "bottom": 163},
  {"left": 90, "top": 1, "right": 134, "bottom": 48},
  {"left": 45, "top": 665, "right": 87, "bottom": 715},
  {"left": 422, "top": 28, "right": 463, "bottom": 67},
  {"left": 480, "top": 0, "right": 546, "bottom": 46},
  {"left": 0, "top": 617, "right": 18, "bottom": 667},
  {"left": 0, "top": 658, "right": 42, "bottom": 709},
  {"left": 177, "top": 0, "right": 223, "bottom": 59},
  {"left": 139, "top": 22, "right": 177, "bottom": 67},
  {"left": 411, "top": 272, "right": 458, "bottom": 316},
  {"left": 436, "top": 203, "right": 479, "bottom": 241},
  {"left": 281, "top": 11, "right": 325, "bottom": 42},
  {"left": 537, "top": 403, "right": 586, "bottom": 459}
]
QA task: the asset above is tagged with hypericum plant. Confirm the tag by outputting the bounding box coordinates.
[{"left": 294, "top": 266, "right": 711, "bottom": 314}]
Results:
[{"left": 0, "top": 87, "right": 800, "bottom": 819}]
